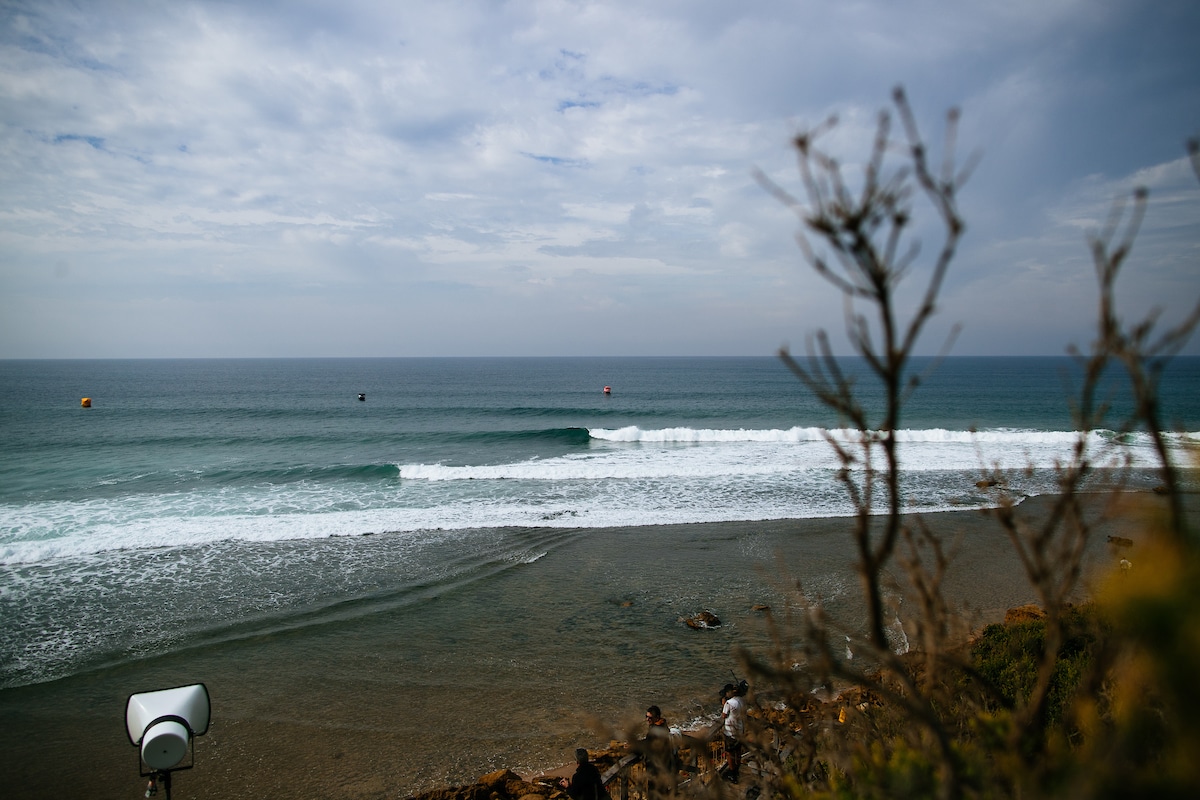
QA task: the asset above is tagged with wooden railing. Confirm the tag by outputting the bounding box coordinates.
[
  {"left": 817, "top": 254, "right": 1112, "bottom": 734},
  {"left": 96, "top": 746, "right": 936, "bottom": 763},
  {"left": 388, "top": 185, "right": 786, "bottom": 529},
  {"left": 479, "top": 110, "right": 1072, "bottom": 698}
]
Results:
[{"left": 600, "top": 731, "right": 728, "bottom": 800}]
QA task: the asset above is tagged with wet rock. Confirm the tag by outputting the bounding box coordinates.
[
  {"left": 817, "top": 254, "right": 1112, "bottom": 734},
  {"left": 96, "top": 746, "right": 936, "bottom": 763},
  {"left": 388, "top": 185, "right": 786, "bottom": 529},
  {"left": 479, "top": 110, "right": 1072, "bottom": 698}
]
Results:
[
  {"left": 685, "top": 611, "right": 722, "bottom": 629},
  {"left": 480, "top": 770, "right": 523, "bottom": 789},
  {"left": 407, "top": 785, "right": 493, "bottom": 800}
]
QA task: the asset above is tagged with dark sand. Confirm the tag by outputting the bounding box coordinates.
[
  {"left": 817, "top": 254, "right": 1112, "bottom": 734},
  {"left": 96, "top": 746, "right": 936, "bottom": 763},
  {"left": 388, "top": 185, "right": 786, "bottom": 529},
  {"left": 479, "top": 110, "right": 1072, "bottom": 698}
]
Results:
[{"left": 0, "top": 492, "right": 1182, "bottom": 800}]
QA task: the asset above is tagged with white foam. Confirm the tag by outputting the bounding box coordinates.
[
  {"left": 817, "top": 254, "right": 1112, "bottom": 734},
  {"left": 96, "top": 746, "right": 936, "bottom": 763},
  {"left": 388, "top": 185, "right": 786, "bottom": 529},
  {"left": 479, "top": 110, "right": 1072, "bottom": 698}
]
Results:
[
  {"left": 3, "top": 425, "right": 1190, "bottom": 565},
  {"left": 590, "top": 425, "right": 1189, "bottom": 448},
  {"left": 590, "top": 425, "right": 833, "bottom": 443}
]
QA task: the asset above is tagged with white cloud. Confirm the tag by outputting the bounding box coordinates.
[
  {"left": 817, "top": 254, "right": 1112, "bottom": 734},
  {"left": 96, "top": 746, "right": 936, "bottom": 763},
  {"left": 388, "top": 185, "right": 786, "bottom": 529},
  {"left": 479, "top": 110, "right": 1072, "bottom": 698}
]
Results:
[{"left": 1, "top": 0, "right": 1197, "bottom": 356}]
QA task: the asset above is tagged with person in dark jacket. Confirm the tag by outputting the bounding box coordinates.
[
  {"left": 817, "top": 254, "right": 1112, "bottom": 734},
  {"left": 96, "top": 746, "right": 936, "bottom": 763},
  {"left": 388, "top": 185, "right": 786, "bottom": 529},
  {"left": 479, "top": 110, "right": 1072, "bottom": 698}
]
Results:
[
  {"left": 560, "top": 748, "right": 608, "bottom": 800},
  {"left": 643, "top": 705, "right": 678, "bottom": 796}
]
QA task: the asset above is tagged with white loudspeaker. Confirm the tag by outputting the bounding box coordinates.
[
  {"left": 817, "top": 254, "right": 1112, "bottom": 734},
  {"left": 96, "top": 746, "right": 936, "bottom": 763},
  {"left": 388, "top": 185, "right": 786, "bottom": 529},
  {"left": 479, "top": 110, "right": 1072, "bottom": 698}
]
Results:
[{"left": 125, "top": 684, "right": 211, "bottom": 771}]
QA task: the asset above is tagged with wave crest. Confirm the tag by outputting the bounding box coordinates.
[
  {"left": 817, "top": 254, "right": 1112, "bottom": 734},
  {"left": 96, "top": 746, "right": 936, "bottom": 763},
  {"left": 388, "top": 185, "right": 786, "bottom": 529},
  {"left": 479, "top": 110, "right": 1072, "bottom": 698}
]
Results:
[{"left": 588, "top": 426, "right": 1198, "bottom": 446}]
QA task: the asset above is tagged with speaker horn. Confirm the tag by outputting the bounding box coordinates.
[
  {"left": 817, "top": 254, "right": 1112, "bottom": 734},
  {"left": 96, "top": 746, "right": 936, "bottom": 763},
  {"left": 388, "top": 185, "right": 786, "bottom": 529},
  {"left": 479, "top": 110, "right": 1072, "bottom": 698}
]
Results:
[{"left": 125, "top": 683, "right": 210, "bottom": 771}]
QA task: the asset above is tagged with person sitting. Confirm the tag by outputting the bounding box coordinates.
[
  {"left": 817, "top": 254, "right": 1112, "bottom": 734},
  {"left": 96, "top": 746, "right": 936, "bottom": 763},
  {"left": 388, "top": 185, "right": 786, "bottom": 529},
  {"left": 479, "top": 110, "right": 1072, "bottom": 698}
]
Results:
[{"left": 560, "top": 748, "right": 608, "bottom": 800}]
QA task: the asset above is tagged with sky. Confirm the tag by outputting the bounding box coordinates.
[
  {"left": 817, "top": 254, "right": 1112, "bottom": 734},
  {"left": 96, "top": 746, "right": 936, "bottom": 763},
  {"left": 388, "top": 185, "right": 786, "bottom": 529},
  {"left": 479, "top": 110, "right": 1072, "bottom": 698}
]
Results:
[{"left": 1, "top": 0, "right": 1198, "bottom": 358}]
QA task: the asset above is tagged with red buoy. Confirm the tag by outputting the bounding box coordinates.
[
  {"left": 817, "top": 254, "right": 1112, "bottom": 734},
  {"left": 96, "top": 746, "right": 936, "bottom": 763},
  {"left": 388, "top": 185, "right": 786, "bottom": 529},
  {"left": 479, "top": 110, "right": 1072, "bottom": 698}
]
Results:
[{"left": 603, "top": 386, "right": 611, "bottom": 394}]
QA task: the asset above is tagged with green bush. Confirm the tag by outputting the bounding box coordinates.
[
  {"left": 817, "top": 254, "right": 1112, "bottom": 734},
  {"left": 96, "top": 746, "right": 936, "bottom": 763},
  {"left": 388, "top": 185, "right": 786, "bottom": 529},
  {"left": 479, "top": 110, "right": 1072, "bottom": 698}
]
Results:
[{"left": 970, "top": 605, "right": 1102, "bottom": 729}]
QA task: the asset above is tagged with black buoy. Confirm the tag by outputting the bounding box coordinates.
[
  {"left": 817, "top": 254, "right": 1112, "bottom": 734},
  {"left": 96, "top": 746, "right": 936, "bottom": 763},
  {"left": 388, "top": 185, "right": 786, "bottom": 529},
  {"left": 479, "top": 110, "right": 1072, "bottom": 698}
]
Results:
[{"left": 358, "top": 393, "right": 366, "bottom": 401}]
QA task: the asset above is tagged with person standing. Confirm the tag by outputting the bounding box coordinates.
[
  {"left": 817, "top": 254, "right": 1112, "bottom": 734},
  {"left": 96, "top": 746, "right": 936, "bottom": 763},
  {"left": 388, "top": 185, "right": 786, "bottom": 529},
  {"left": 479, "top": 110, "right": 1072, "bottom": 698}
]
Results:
[
  {"left": 645, "top": 705, "right": 670, "bottom": 745},
  {"left": 643, "top": 705, "right": 677, "bottom": 795},
  {"left": 721, "top": 682, "right": 747, "bottom": 783}
]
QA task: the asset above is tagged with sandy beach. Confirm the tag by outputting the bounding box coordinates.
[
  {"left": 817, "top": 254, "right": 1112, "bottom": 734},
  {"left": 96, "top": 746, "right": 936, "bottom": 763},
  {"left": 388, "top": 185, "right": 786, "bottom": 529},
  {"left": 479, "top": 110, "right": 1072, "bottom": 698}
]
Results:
[{"left": 0, "top": 492, "right": 1180, "bottom": 800}]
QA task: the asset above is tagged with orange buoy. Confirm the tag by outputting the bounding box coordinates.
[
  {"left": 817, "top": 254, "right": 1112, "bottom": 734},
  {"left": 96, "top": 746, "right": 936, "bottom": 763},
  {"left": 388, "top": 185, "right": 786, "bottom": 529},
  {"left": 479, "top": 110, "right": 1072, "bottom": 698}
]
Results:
[
  {"left": 603, "top": 386, "right": 611, "bottom": 395},
  {"left": 80, "top": 397, "right": 91, "bottom": 408}
]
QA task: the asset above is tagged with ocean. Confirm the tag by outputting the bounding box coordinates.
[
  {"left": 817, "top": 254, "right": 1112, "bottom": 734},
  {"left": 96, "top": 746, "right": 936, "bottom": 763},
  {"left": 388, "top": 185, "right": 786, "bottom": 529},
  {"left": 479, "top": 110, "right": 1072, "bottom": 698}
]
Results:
[{"left": 1, "top": 356, "right": 1197, "bottom": 796}]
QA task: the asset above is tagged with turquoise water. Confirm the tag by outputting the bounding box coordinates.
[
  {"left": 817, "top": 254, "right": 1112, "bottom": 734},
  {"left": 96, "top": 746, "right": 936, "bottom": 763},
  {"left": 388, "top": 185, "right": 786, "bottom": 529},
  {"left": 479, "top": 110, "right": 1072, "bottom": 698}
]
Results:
[{"left": 0, "top": 356, "right": 1197, "bottom": 692}]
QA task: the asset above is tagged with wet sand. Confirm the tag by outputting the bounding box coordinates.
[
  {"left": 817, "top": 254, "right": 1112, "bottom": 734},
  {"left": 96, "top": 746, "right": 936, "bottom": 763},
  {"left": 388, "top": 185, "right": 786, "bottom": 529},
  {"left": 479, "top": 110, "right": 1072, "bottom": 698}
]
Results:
[{"left": 0, "top": 492, "right": 1179, "bottom": 800}]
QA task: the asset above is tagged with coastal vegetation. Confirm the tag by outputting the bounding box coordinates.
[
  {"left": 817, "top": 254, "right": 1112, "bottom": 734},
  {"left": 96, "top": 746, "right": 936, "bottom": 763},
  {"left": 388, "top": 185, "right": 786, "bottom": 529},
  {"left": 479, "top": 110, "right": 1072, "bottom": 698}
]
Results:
[
  {"left": 722, "top": 90, "right": 1200, "bottom": 799},
  {"left": 402, "top": 91, "right": 1198, "bottom": 800}
]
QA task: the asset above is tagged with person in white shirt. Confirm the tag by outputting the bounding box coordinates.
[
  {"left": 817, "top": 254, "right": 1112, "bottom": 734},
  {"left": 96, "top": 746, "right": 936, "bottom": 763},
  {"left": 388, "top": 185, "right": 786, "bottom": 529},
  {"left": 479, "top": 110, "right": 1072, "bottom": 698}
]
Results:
[{"left": 721, "top": 682, "right": 747, "bottom": 783}]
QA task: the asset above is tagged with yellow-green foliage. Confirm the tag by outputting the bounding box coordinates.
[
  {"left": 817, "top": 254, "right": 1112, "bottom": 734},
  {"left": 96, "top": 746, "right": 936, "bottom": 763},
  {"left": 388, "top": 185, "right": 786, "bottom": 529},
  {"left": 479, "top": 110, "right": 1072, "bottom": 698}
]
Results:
[
  {"left": 750, "top": 525, "right": 1200, "bottom": 798},
  {"left": 1077, "top": 509, "right": 1200, "bottom": 797},
  {"left": 739, "top": 90, "right": 1200, "bottom": 800}
]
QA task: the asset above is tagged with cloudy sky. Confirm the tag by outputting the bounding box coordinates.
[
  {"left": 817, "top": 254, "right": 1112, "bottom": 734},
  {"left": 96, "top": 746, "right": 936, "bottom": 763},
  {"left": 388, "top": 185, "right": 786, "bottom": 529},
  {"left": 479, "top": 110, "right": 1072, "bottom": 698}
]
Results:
[{"left": 1, "top": 0, "right": 1198, "bottom": 358}]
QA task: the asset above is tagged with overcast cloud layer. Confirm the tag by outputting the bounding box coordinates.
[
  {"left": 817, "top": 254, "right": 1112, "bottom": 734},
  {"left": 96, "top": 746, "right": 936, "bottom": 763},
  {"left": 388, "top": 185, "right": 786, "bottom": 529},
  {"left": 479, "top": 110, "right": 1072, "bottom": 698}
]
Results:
[{"left": 2, "top": 0, "right": 1198, "bottom": 358}]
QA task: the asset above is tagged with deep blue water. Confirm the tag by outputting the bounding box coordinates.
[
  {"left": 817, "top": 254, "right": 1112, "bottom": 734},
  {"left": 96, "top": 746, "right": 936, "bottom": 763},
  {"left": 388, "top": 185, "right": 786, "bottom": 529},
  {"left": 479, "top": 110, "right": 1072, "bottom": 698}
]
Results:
[
  {"left": 0, "top": 356, "right": 1196, "bottom": 691},
  {"left": 2, "top": 356, "right": 1197, "bottom": 553}
]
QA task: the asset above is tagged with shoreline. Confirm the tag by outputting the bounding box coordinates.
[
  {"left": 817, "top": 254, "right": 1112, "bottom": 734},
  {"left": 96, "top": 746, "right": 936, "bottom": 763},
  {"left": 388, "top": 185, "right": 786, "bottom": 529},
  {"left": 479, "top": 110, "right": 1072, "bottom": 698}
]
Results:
[
  {"left": 0, "top": 491, "right": 1184, "bottom": 800},
  {"left": 513, "top": 490, "right": 1187, "bottom": 789}
]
